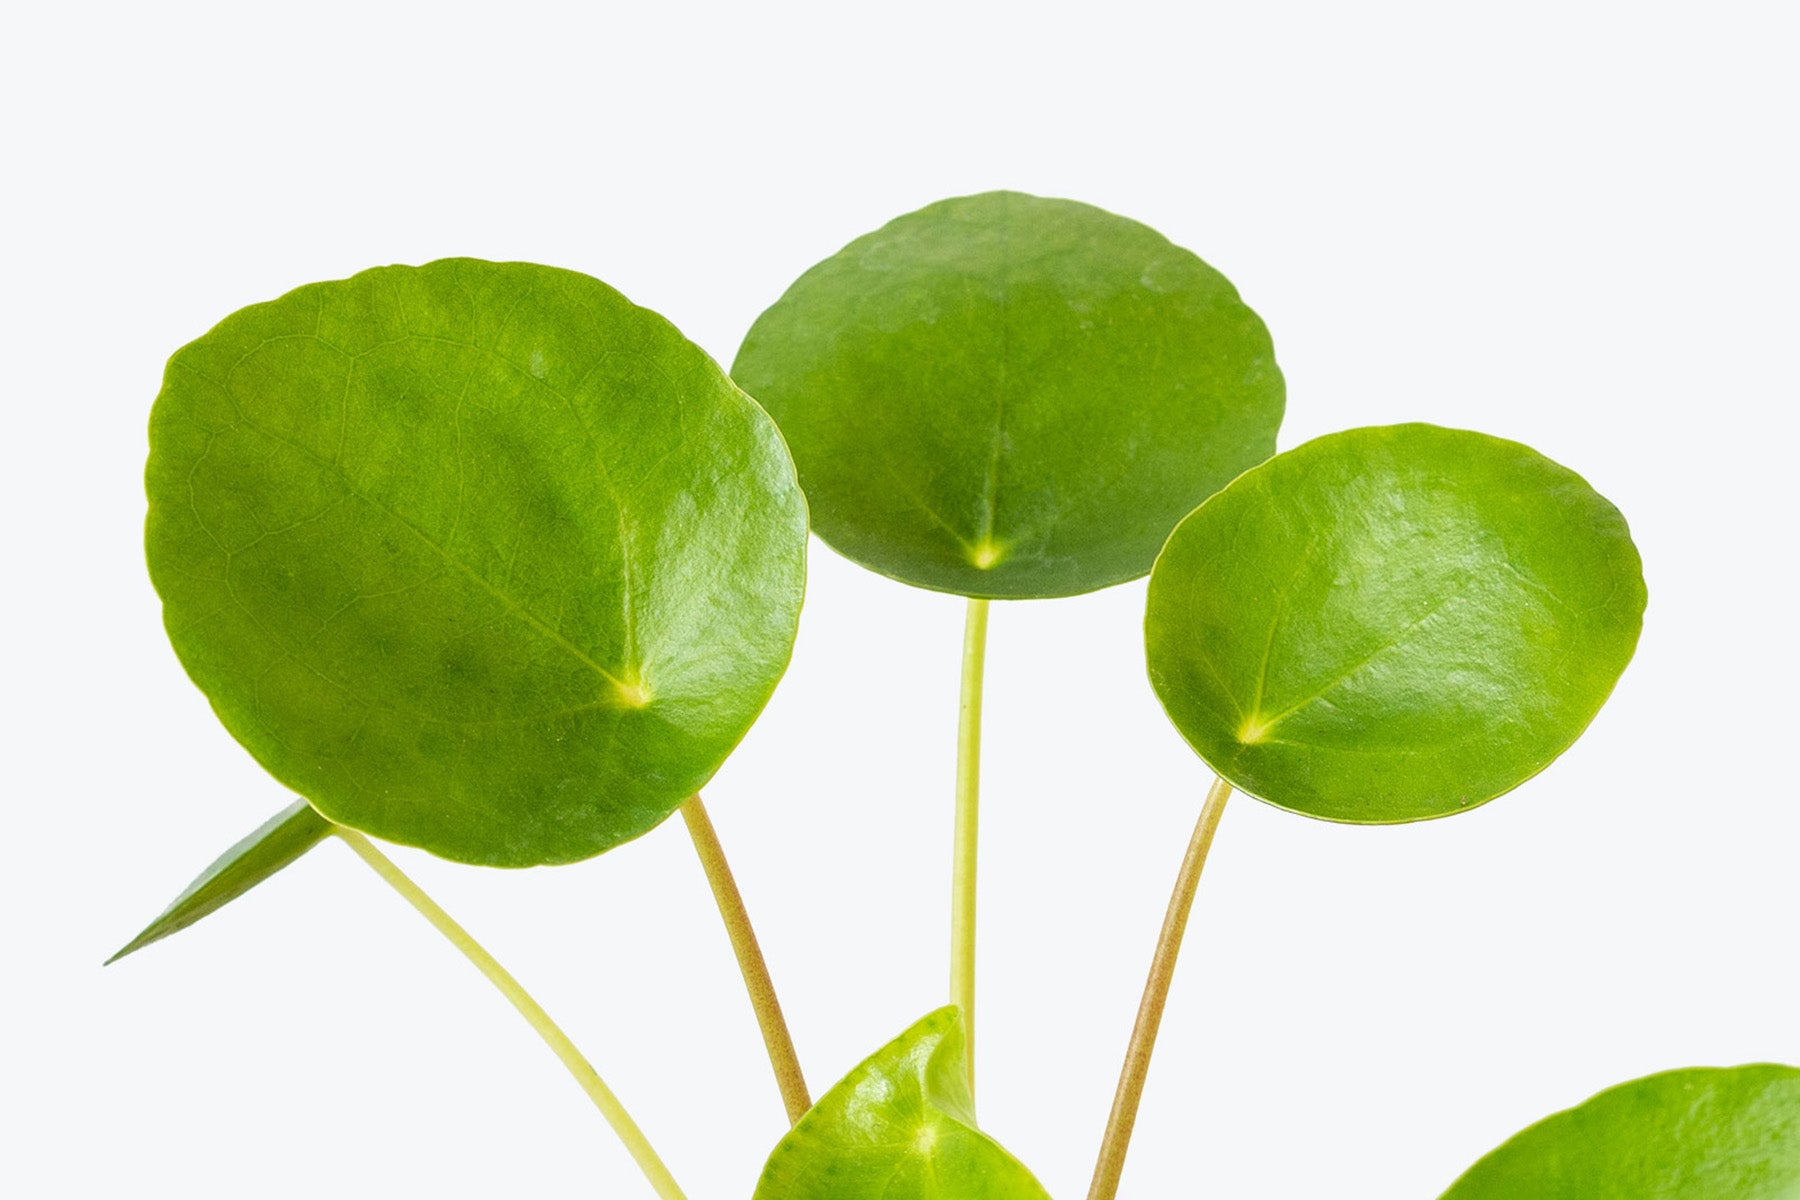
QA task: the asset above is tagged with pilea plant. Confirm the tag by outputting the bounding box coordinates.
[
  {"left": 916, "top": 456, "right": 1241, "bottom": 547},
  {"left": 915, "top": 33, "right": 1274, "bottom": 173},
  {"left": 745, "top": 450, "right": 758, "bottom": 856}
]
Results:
[{"left": 114, "top": 192, "right": 1796, "bottom": 1198}]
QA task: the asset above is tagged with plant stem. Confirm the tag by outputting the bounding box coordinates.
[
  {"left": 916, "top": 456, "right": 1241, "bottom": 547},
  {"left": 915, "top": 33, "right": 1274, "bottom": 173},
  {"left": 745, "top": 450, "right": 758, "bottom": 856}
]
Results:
[
  {"left": 678, "top": 793, "right": 812, "bottom": 1125},
  {"left": 333, "top": 828, "right": 688, "bottom": 1200},
  {"left": 951, "top": 595, "right": 990, "bottom": 1097},
  {"left": 1086, "top": 775, "right": 1233, "bottom": 1200}
]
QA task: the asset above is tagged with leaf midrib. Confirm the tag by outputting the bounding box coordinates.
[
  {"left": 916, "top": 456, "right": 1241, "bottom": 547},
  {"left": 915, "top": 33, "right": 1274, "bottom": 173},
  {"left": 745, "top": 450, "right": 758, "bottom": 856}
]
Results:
[
  {"left": 197, "top": 320, "right": 644, "bottom": 695},
  {"left": 975, "top": 191, "right": 1013, "bottom": 549},
  {"left": 231, "top": 410, "right": 632, "bottom": 694},
  {"left": 1250, "top": 571, "right": 1483, "bottom": 737}
]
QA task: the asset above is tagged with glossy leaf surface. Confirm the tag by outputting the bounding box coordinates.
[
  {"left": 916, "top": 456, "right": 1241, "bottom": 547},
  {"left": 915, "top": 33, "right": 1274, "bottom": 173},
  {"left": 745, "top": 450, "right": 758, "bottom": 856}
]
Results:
[
  {"left": 733, "top": 190, "right": 1283, "bottom": 598},
  {"left": 1441, "top": 1065, "right": 1800, "bottom": 1198},
  {"left": 754, "top": 1007, "right": 1052, "bottom": 1200},
  {"left": 108, "top": 799, "right": 330, "bottom": 963},
  {"left": 1146, "top": 424, "right": 1645, "bottom": 822},
  {"left": 147, "top": 260, "right": 807, "bottom": 866}
]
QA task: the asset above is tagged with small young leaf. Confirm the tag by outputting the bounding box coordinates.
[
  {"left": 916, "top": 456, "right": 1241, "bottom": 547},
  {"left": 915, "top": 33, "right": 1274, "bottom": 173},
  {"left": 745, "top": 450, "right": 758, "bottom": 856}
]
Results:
[
  {"left": 1145, "top": 424, "right": 1646, "bottom": 822},
  {"left": 733, "top": 190, "right": 1284, "bottom": 599},
  {"left": 1440, "top": 1064, "right": 1800, "bottom": 1198},
  {"left": 146, "top": 260, "right": 807, "bottom": 866},
  {"left": 107, "top": 799, "right": 330, "bottom": 963},
  {"left": 753, "top": 1007, "right": 1052, "bottom": 1200}
]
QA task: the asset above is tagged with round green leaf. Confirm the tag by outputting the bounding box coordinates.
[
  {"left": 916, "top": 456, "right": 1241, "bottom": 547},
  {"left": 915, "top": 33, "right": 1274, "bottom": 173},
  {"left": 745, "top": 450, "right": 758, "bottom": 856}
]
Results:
[
  {"left": 754, "top": 1007, "right": 1052, "bottom": 1200},
  {"left": 1441, "top": 1065, "right": 1800, "bottom": 1199},
  {"left": 1145, "top": 424, "right": 1645, "bottom": 822},
  {"left": 732, "top": 190, "right": 1284, "bottom": 599},
  {"left": 146, "top": 259, "right": 807, "bottom": 867}
]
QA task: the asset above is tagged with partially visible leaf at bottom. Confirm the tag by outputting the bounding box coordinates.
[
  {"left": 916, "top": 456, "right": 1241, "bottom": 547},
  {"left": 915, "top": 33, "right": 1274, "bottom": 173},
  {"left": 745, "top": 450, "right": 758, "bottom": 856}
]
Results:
[
  {"left": 1440, "top": 1064, "right": 1800, "bottom": 1199},
  {"left": 107, "top": 799, "right": 331, "bottom": 963},
  {"left": 754, "top": 1006, "right": 1052, "bottom": 1200}
]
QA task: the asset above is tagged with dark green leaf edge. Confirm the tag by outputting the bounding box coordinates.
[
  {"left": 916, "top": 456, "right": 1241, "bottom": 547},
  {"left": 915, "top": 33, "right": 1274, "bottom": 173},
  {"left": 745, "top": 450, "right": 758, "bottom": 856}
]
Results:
[{"left": 107, "top": 798, "right": 331, "bottom": 964}]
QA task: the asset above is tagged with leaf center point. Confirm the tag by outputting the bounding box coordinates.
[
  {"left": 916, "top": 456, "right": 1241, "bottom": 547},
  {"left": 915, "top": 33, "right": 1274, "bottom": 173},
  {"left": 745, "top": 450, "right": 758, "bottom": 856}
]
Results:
[
  {"left": 1239, "top": 713, "right": 1275, "bottom": 744},
  {"left": 969, "top": 539, "right": 1004, "bottom": 570},
  {"left": 614, "top": 673, "right": 654, "bottom": 709}
]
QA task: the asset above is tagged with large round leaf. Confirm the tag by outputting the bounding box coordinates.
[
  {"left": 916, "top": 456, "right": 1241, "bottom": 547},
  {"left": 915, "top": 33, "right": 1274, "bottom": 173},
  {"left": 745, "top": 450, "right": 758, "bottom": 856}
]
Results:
[
  {"left": 146, "top": 259, "right": 807, "bottom": 866},
  {"left": 1145, "top": 424, "right": 1645, "bottom": 822},
  {"left": 732, "top": 190, "right": 1284, "bottom": 599},
  {"left": 754, "top": 1007, "right": 1052, "bottom": 1200},
  {"left": 1440, "top": 1065, "right": 1800, "bottom": 1198}
]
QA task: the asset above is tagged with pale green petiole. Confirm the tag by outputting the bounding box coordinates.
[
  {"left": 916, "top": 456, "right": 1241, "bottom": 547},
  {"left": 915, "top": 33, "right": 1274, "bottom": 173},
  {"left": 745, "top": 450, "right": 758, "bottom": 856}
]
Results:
[
  {"left": 950, "top": 596, "right": 990, "bottom": 1099},
  {"left": 333, "top": 828, "right": 688, "bottom": 1200}
]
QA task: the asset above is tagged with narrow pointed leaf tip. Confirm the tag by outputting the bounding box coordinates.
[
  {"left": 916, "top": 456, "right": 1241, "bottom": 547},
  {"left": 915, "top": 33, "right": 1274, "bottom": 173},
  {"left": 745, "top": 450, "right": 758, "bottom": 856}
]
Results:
[
  {"left": 734, "top": 190, "right": 1284, "bottom": 599},
  {"left": 108, "top": 799, "right": 330, "bottom": 964},
  {"left": 1440, "top": 1064, "right": 1800, "bottom": 1198},
  {"left": 753, "top": 1007, "right": 1052, "bottom": 1200},
  {"left": 145, "top": 259, "right": 808, "bottom": 866},
  {"left": 1145, "top": 424, "right": 1646, "bottom": 823}
]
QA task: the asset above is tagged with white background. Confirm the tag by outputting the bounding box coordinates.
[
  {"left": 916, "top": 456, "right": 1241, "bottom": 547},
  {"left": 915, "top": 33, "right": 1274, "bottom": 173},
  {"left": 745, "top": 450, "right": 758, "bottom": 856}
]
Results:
[{"left": 4, "top": 2, "right": 1796, "bottom": 1196}]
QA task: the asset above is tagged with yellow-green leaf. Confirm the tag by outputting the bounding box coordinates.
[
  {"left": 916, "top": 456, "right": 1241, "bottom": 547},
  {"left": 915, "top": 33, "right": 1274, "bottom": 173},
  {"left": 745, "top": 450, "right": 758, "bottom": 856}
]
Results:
[
  {"left": 754, "top": 1008, "right": 1052, "bottom": 1200},
  {"left": 1441, "top": 1065, "right": 1800, "bottom": 1198}
]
